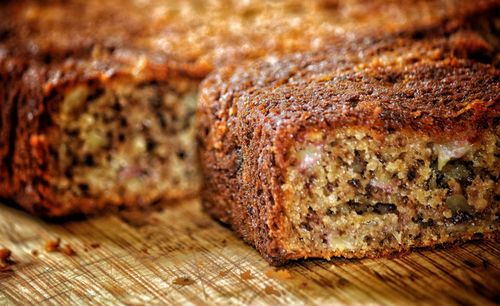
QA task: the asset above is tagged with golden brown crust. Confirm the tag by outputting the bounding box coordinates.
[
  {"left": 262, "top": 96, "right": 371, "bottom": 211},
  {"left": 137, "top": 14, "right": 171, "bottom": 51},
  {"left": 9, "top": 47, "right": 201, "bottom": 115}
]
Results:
[
  {"left": 201, "top": 34, "right": 499, "bottom": 141},
  {"left": 197, "top": 32, "right": 499, "bottom": 265},
  {"left": 2, "top": 0, "right": 499, "bottom": 74}
]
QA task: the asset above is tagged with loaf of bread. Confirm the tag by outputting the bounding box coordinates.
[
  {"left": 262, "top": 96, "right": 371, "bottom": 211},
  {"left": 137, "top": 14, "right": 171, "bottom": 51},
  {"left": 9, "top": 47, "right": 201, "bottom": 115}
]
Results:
[
  {"left": 198, "top": 28, "right": 499, "bottom": 264},
  {"left": 0, "top": 0, "right": 497, "bottom": 217}
]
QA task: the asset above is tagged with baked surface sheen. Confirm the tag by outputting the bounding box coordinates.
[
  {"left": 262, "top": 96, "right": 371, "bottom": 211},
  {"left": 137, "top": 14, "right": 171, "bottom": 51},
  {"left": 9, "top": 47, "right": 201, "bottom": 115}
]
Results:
[{"left": 198, "top": 32, "right": 499, "bottom": 264}]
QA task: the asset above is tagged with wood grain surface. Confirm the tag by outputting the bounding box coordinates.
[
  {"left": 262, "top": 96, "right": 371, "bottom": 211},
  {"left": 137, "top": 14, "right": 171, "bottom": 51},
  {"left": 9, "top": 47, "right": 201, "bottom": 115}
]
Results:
[{"left": 0, "top": 199, "right": 498, "bottom": 305}]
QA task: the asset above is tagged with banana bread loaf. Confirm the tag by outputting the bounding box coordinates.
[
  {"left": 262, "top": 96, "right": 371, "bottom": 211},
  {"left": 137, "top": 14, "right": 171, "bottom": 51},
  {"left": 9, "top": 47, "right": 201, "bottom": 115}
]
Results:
[
  {"left": 1, "top": 0, "right": 498, "bottom": 217},
  {"left": 197, "top": 33, "right": 499, "bottom": 265}
]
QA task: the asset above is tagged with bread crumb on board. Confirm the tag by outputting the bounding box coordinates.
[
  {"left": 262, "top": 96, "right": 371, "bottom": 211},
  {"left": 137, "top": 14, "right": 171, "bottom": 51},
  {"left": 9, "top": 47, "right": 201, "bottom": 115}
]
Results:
[
  {"left": 62, "top": 244, "right": 77, "bottom": 256},
  {"left": 240, "top": 271, "right": 253, "bottom": 280},
  {"left": 173, "top": 277, "right": 195, "bottom": 286},
  {"left": 264, "top": 285, "right": 281, "bottom": 296},
  {"left": 266, "top": 269, "right": 293, "bottom": 280},
  {"left": 0, "top": 248, "right": 12, "bottom": 262},
  {"left": 44, "top": 238, "right": 77, "bottom": 256},
  {"left": 218, "top": 271, "right": 227, "bottom": 277},
  {"left": 0, "top": 248, "right": 14, "bottom": 272},
  {"left": 45, "top": 238, "right": 61, "bottom": 252}
]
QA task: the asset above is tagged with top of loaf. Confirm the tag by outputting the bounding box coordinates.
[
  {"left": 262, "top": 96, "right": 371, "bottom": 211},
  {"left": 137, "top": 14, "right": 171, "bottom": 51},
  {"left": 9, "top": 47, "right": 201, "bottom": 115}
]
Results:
[
  {"left": 1, "top": 0, "right": 498, "bottom": 80},
  {"left": 199, "top": 34, "right": 499, "bottom": 150}
]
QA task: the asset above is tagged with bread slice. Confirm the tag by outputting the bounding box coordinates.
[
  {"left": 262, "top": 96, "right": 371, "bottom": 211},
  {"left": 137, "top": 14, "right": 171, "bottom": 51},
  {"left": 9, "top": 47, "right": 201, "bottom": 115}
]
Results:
[
  {"left": 197, "top": 33, "right": 499, "bottom": 265},
  {"left": 0, "top": 58, "right": 203, "bottom": 217},
  {"left": 1, "top": 0, "right": 498, "bottom": 217}
]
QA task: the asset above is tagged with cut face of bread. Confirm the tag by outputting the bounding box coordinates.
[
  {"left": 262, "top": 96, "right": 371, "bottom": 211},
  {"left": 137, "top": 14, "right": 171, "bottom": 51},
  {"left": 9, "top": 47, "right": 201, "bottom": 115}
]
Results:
[
  {"left": 0, "top": 62, "right": 200, "bottom": 217},
  {"left": 45, "top": 78, "right": 199, "bottom": 215},
  {"left": 282, "top": 128, "right": 497, "bottom": 258},
  {"left": 197, "top": 35, "right": 499, "bottom": 265}
]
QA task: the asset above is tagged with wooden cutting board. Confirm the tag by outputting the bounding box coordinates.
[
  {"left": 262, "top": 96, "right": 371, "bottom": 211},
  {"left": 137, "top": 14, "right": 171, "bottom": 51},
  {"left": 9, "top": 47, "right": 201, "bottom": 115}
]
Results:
[{"left": 0, "top": 198, "right": 498, "bottom": 305}]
